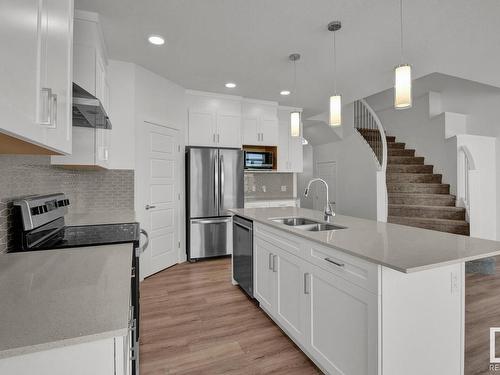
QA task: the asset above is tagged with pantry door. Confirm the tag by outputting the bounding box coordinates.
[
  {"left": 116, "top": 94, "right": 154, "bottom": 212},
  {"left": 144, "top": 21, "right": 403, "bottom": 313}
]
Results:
[{"left": 137, "top": 121, "right": 181, "bottom": 278}]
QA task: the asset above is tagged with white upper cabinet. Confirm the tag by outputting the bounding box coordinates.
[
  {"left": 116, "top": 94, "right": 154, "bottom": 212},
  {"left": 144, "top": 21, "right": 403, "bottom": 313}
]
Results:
[
  {"left": 52, "top": 10, "right": 111, "bottom": 169},
  {"left": 241, "top": 100, "right": 279, "bottom": 146},
  {"left": 0, "top": 0, "right": 73, "bottom": 155},
  {"left": 187, "top": 91, "right": 242, "bottom": 148},
  {"left": 277, "top": 107, "right": 303, "bottom": 172}
]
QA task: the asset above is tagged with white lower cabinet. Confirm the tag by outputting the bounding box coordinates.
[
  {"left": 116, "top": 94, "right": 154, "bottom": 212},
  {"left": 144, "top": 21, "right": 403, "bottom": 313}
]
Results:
[
  {"left": 307, "top": 265, "right": 379, "bottom": 375},
  {"left": 253, "top": 226, "right": 378, "bottom": 374},
  {"left": 252, "top": 223, "right": 464, "bottom": 375}
]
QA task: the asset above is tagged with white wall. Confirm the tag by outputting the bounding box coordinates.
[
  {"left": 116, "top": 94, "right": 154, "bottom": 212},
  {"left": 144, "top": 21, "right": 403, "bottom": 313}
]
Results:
[
  {"left": 107, "top": 60, "right": 135, "bottom": 169},
  {"left": 311, "top": 103, "right": 378, "bottom": 220}
]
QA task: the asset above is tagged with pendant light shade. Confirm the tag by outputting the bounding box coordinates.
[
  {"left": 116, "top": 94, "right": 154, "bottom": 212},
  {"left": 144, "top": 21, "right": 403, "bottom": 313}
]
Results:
[
  {"left": 328, "top": 21, "right": 342, "bottom": 127},
  {"left": 290, "top": 111, "right": 301, "bottom": 137},
  {"left": 289, "top": 53, "right": 301, "bottom": 137},
  {"left": 329, "top": 95, "right": 342, "bottom": 127},
  {"left": 394, "top": 0, "right": 412, "bottom": 109},
  {"left": 394, "top": 64, "right": 412, "bottom": 109}
]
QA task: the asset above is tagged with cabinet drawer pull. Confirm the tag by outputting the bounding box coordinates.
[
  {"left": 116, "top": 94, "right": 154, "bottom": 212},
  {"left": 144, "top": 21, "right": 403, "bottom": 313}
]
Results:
[
  {"left": 304, "top": 273, "right": 310, "bottom": 294},
  {"left": 268, "top": 253, "right": 273, "bottom": 270},
  {"left": 324, "top": 257, "right": 345, "bottom": 268},
  {"left": 39, "top": 87, "right": 52, "bottom": 125},
  {"left": 272, "top": 255, "right": 278, "bottom": 272}
]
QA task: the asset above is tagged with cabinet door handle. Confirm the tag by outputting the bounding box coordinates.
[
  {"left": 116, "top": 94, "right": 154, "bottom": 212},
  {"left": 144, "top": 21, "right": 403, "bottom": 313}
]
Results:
[
  {"left": 50, "top": 93, "right": 57, "bottom": 128},
  {"left": 213, "top": 133, "right": 216, "bottom": 143},
  {"left": 304, "top": 273, "right": 310, "bottom": 294},
  {"left": 217, "top": 133, "right": 220, "bottom": 143},
  {"left": 39, "top": 88, "right": 52, "bottom": 125},
  {"left": 145, "top": 204, "right": 156, "bottom": 210},
  {"left": 324, "top": 257, "right": 345, "bottom": 268},
  {"left": 268, "top": 253, "right": 273, "bottom": 270},
  {"left": 272, "top": 255, "right": 278, "bottom": 272}
]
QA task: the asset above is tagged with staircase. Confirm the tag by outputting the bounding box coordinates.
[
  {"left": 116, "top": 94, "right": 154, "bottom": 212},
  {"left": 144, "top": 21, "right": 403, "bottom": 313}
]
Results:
[{"left": 358, "top": 128, "right": 470, "bottom": 235}]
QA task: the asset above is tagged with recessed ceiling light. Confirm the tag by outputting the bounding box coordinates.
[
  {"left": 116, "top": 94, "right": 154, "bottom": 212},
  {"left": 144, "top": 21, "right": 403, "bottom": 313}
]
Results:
[
  {"left": 225, "top": 82, "right": 237, "bottom": 88},
  {"left": 280, "top": 90, "right": 291, "bottom": 96},
  {"left": 148, "top": 35, "right": 165, "bottom": 45}
]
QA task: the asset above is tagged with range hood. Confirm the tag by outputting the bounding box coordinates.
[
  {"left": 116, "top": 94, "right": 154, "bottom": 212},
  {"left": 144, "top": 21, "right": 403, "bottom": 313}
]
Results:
[{"left": 72, "top": 83, "right": 112, "bottom": 129}]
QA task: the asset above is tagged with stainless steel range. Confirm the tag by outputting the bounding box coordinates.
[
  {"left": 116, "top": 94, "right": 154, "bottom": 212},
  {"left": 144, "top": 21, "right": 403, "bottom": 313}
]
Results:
[{"left": 11, "top": 193, "right": 147, "bottom": 375}]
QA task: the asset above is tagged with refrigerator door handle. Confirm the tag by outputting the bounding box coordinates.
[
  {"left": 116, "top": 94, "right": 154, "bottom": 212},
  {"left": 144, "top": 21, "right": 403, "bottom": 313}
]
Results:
[
  {"left": 191, "top": 218, "right": 231, "bottom": 224},
  {"left": 214, "top": 153, "right": 219, "bottom": 214},
  {"left": 220, "top": 154, "right": 224, "bottom": 213}
]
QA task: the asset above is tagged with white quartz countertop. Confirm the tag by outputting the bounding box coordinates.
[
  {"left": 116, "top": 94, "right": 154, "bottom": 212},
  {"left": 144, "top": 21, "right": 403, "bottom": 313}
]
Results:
[
  {"left": 0, "top": 244, "right": 133, "bottom": 359},
  {"left": 230, "top": 207, "right": 500, "bottom": 273}
]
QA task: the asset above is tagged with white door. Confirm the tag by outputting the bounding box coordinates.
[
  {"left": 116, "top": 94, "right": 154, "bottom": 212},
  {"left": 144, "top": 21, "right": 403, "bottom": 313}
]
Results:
[
  {"left": 275, "top": 248, "right": 308, "bottom": 344},
  {"left": 216, "top": 114, "right": 241, "bottom": 148},
  {"left": 314, "top": 161, "right": 337, "bottom": 212},
  {"left": 308, "top": 266, "right": 379, "bottom": 375},
  {"left": 138, "top": 122, "right": 181, "bottom": 278},
  {"left": 254, "top": 238, "right": 276, "bottom": 313}
]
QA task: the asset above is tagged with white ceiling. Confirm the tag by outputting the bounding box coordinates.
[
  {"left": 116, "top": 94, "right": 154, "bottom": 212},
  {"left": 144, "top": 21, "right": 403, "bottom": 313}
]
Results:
[{"left": 75, "top": 0, "right": 500, "bottom": 119}]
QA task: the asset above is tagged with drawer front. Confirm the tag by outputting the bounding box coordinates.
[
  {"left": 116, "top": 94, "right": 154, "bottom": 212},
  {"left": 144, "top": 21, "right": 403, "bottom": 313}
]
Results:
[
  {"left": 255, "top": 223, "right": 301, "bottom": 257},
  {"left": 307, "top": 243, "right": 380, "bottom": 294}
]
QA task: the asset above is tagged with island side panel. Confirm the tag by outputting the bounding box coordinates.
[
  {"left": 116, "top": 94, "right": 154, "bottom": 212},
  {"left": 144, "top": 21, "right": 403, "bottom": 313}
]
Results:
[{"left": 381, "top": 263, "right": 464, "bottom": 375}]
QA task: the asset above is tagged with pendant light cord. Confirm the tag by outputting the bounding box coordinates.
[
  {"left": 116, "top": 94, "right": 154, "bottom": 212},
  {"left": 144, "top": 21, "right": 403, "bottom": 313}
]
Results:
[
  {"left": 400, "top": 0, "right": 403, "bottom": 62},
  {"left": 293, "top": 59, "right": 297, "bottom": 107},
  {"left": 333, "top": 31, "right": 337, "bottom": 94}
]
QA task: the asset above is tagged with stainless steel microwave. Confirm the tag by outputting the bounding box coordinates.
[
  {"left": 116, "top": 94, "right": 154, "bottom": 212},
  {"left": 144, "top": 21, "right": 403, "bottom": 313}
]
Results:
[{"left": 244, "top": 151, "right": 273, "bottom": 170}]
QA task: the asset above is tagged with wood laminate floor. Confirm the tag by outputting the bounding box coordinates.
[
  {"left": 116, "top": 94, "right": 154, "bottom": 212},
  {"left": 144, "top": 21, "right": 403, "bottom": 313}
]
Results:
[{"left": 139, "top": 257, "right": 321, "bottom": 375}]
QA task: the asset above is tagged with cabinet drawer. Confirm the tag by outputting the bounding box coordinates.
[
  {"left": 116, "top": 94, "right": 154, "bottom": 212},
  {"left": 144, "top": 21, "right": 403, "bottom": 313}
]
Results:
[
  {"left": 307, "top": 243, "right": 380, "bottom": 294},
  {"left": 255, "top": 223, "right": 301, "bottom": 257}
]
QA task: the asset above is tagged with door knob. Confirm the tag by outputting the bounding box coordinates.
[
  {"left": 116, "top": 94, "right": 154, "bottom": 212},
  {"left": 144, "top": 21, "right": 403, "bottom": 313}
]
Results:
[{"left": 145, "top": 204, "right": 156, "bottom": 210}]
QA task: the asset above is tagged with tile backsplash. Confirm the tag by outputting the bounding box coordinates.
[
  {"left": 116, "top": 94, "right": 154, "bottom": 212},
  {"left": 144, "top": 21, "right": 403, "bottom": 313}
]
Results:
[
  {"left": 244, "top": 172, "right": 294, "bottom": 199},
  {"left": 0, "top": 155, "right": 134, "bottom": 253}
]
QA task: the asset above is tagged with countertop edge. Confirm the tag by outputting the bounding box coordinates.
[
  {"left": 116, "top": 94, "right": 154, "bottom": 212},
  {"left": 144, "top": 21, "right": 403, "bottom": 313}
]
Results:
[
  {"left": 230, "top": 209, "right": 500, "bottom": 274},
  {"left": 0, "top": 328, "right": 129, "bottom": 360}
]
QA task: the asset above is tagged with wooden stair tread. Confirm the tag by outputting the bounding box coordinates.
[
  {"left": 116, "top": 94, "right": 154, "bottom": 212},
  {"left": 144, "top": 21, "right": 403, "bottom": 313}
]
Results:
[
  {"left": 389, "top": 204, "right": 464, "bottom": 211},
  {"left": 388, "top": 216, "right": 469, "bottom": 226}
]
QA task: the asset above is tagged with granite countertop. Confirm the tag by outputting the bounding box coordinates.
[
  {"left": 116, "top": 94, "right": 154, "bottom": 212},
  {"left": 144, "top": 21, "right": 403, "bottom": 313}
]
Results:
[
  {"left": 65, "top": 210, "right": 136, "bottom": 226},
  {"left": 230, "top": 207, "right": 500, "bottom": 273},
  {"left": 0, "top": 244, "right": 133, "bottom": 359}
]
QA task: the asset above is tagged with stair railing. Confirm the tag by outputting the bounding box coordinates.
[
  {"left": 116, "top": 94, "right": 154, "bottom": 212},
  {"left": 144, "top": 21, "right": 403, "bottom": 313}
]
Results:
[
  {"left": 353, "top": 99, "right": 388, "bottom": 222},
  {"left": 457, "top": 145, "right": 476, "bottom": 222},
  {"left": 353, "top": 99, "right": 387, "bottom": 172}
]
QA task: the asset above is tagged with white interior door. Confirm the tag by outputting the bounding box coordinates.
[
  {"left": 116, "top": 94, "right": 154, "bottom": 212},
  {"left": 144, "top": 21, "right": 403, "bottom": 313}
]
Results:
[
  {"left": 314, "top": 161, "right": 337, "bottom": 212},
  {"left": 138, "top": 121, "right": 180, "bottom": 278}
]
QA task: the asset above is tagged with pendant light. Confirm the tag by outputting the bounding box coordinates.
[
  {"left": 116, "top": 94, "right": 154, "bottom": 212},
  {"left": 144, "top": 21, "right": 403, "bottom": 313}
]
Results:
[
  {"left": 328, "top": 21, "right": 342, "bottom": 126},
  {"left": 394, "top": 0, "right": 412, "bottom": 109},
  {"left": 289, "top": 53, "right": 301, "bottom": 137}
]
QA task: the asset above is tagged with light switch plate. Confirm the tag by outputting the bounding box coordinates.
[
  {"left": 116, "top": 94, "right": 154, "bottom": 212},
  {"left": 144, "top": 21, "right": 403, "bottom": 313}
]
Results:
[{"left": 281, "top": 185, "right": 287, "bottom": 192}]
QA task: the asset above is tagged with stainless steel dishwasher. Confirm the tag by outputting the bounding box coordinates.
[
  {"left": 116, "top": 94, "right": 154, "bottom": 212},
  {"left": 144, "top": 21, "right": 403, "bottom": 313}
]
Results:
[{"left": 232, "top": 215, "right": 253, "bottom": 297}]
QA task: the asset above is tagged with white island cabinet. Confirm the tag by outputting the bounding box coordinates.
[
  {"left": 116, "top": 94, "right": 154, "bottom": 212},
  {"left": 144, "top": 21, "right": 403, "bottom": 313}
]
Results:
[{"left": 228, "top": 207, "right": 485, "bottom": 375}]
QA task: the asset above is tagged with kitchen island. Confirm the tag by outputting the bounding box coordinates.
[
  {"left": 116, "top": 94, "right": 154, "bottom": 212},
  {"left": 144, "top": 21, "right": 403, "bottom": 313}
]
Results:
[{"left": 230, "top": 207, "right": 500, "bottom": 375}]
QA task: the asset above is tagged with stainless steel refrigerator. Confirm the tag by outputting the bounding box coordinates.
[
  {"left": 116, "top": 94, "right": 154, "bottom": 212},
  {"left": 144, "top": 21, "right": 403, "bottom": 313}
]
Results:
[{"left": 186, "top": 147, "right": 244, "bottom": 261}]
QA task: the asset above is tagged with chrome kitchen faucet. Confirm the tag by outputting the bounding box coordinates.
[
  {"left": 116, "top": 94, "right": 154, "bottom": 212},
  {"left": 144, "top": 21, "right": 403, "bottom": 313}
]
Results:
[{"left": 304, "top": 178, "right": 335, "bottom": 221}]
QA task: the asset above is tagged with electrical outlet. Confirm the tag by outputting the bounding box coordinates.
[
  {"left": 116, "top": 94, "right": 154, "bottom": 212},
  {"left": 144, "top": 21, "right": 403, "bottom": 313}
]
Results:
[
  {"left": 252, "top": 185, "right": 256, "bottom": 192},
  {"left": 262, "top": 185, "right": 267, "bottom": 193},
  {"left": 281, "top": 185, "right": 287, "bottom": 192}
]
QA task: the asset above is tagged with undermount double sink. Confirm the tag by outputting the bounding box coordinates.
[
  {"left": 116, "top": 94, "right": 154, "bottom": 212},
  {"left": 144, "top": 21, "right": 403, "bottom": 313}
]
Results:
[{"left": 271, "top": 217, "right": 346, "bottom": 232}]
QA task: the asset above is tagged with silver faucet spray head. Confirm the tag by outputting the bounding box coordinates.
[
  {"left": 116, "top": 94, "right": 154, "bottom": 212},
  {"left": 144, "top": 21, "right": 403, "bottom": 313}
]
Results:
[{"left": 304, "top": 188, "right": 309, "bottom": 197}]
